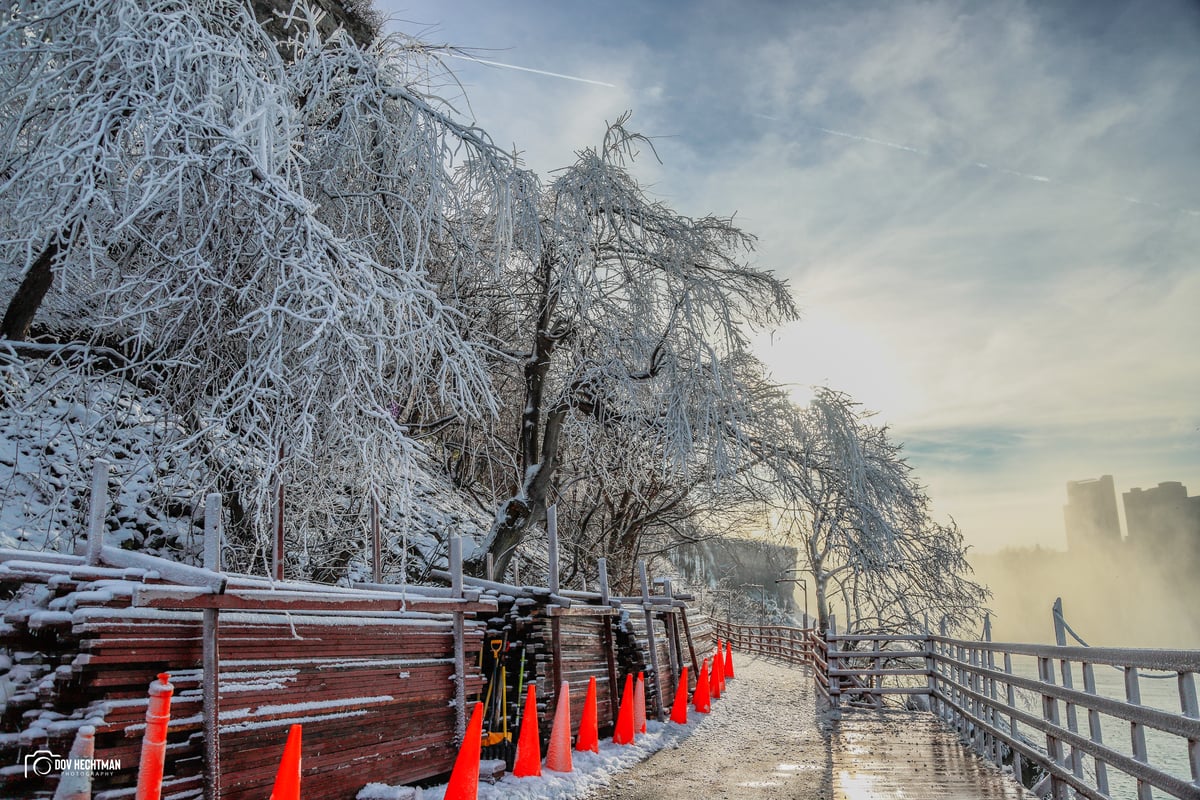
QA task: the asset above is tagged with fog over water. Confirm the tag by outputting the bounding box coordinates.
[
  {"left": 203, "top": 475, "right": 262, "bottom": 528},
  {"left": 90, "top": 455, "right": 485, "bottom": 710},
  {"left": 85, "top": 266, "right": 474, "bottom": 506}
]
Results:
[{"left": 972, "top": 544, "right": 1200, "bottom": 649}]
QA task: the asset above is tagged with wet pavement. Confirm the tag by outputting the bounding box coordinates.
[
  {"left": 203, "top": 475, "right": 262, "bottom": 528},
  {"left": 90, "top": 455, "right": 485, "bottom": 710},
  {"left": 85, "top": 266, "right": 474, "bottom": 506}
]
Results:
[
  {"left": 582, "top": 655, "right": 1033, "bottom": 799},
  {"left": 830, "top": 710, "right": 1033, "bottom": 799}
]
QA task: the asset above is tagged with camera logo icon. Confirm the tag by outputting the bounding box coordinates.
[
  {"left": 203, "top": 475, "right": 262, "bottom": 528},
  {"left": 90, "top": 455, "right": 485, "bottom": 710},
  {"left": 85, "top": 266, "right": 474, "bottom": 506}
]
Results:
[{"left": 24, "top": 749, "right": 59, "bottom": 778}]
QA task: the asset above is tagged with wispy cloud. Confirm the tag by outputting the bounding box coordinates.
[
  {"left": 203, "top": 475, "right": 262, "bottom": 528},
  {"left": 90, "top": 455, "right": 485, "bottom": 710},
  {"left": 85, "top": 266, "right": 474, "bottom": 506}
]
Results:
[{"left": 378, "top": 0, "right": 1200, "bottom": 552}]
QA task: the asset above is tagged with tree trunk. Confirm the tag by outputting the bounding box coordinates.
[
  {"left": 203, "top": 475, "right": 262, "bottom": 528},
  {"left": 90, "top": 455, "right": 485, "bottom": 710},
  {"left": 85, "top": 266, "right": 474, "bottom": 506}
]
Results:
[
  {"left": 470, "top": 402, "right": 568, "bottom": 579},
  {"left": 1, "top": 242, "right": 58, "bottom": 341}
]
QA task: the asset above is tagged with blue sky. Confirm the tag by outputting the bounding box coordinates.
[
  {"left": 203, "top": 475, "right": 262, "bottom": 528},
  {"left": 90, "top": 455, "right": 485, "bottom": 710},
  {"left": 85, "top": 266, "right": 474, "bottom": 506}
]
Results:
[{"left": 376, "top": 0, "right": 1200, "bottom": 552}]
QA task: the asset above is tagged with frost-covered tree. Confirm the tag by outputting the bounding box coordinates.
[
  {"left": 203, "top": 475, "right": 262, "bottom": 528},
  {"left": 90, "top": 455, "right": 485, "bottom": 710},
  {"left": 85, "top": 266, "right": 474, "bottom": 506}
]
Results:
[
  {"left": 0, "top": 0, "right": 531, "bottom": 574},
  {"left": 461, "top": 117, "right": 796, "bottom": 579},
  {"left": 770, "top": 389, "right": 988, "bottom": 635}
]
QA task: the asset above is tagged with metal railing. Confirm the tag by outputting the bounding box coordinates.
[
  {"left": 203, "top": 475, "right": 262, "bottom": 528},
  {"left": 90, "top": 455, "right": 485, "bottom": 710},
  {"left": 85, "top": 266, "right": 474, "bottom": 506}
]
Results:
[{"left": 712, "top": 618, "right": 1200, "bottom": 800}]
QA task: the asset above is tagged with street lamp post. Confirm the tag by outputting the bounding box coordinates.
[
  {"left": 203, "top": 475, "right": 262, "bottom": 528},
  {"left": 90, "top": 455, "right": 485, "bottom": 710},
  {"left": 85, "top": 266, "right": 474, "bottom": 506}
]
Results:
[{"left": 776, "top": 569, "right": 809, "bottom": 628}]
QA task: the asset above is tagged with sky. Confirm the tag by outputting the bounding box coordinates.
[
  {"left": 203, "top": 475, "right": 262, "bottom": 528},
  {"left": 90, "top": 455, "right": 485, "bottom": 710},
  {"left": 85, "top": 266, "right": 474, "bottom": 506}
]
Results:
[{"left": 375, "top": 0, "right": 1200, "bottom": 554}]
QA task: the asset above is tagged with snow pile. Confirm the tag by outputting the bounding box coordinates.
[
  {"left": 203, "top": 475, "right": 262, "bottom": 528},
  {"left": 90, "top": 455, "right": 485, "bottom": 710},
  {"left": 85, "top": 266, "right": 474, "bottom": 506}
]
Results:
[{"left": 359, "top": 716, "right": 706, "bottom": 800}]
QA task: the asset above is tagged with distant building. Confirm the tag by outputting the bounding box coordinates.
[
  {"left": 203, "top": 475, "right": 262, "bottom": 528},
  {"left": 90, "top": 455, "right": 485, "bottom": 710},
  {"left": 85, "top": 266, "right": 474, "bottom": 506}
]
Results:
[
  {"left": 1123, "top": 481, "right": 1200, "bottom": 558},
  {"left": 1063, "top": 475, "right": 1122, "bottom": 552}
]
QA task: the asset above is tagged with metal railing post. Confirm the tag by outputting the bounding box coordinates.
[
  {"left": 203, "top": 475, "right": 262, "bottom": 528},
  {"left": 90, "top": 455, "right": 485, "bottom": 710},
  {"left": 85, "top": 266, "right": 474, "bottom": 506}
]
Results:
[
  {"left": 1125, "top": 666, "right": 1153, "bottom": 800},
  {"left": 1038, "top": 655, "right": 1069, "bottom": 800},
  {"left": 1180, "top": 669, "right": 1200, "bottom": 787},
  {"left": 1052, "top": 599, "right": 1084, "bottom": 781},
  {"left": 1003, "top": 651, "right": 1023, "bottom": 786},
  {"left": 1081, "top": 661, "right": 1110, "bottom": 796}
]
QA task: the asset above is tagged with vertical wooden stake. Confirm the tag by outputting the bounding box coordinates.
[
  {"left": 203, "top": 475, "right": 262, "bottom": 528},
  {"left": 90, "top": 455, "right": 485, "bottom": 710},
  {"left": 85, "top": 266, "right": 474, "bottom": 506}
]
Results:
[
  {"left": 597, "top": 558, "right": 619, "bottom": 724},
  {"left": 86, "top": 459, "right": 110, "bottom": 566},
  {"left": 273, "top": 445, "right": 284, "bottom": 582},
  {"left": 450, "top": 535, "right": 467, "bottom": 743},
  {"left": 370, "top": 494, "right": 381, "bottom": 584},
  {"left": 485, "top": 553, "right": 495, "bottom": 583},
  {"left": 547, "top": 506, "right": 563, "bottom": 708},
  {"left": 547, "top": 505, "right": 559, "bottom": 595},
  {"left": 597, "top": 558, "right": 610, "bottom": 605},
  {"left": 202, "top": 493, "right": 222, "bottom": 800},
  {"left": 639, "top": 562, "right": 664, "bottom": 720}
]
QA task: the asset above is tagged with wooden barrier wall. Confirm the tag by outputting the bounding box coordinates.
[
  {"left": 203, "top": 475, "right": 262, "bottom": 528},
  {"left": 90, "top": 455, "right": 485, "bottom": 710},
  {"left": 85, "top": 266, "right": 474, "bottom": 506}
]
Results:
[
  {"left": 1, "top": 548, "right": 718, "bottom": 799},
  {"left": 0, "top": 551, "right": 493, "bottom": 799}
]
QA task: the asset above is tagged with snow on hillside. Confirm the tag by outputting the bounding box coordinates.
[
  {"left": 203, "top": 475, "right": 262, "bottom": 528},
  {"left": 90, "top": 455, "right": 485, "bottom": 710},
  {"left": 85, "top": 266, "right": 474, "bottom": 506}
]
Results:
[{"left": 0, "top": 352, "right": 493, "bottom": 581}]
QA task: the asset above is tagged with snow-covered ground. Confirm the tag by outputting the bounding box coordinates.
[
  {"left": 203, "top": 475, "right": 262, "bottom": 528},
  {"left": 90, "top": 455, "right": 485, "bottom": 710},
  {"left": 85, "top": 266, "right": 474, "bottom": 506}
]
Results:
[
  {"left": 360, "top": 714, "right": 703, "bottom": 800},
  {"left": 360, "top": 655, "right": 826, "bottom": 800}
]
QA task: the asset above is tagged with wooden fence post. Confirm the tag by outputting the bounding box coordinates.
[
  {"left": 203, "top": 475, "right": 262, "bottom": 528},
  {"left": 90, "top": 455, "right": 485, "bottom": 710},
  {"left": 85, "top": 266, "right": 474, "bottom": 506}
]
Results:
[
  {"left": 548, "top": 507, "right": 564, "bottom": 708},
  {"left": 639, "top": 562, "right": 664, "bottom": 720},
  {"left": 1052, "top": 598, "right": 1084, "bottom": 781},
  {"left": 86, "top": 459, "right": 110, "bottom": 566},
  {"left": 1125, "top": 666, "right": 1153, "bottom": 800},
  {"left": 1038, "top": 655, "right": 1068, "bottom": 800},
  {"left": 924, "top": 622, "right": 938, "bottom": 720},
  {"left": 272, "top": 445, "right": 284, "bottom": 581},
  {"left": 1082, "top": 660, "right": 1111, "bottom": 796},
  {"left": 370, "top": 495, "right": 381, "bottom": 584},
  {"left": 983, "top": 614, "right": 1002, "bottom": 766},
  {"left": 662, "top": 579, "right": 680, "bottom": 689},
  {"left": 1180, "top": 669, "right": 1200, "bottom": 787},
  {"left": 202, "top": 493, "right": 222, "bottom": 800},
  {"left": 827, "top": 614, "right": 840, "bottom": 711},
  {"left": 1003, "top": 651, "right": 1023, "bottom": 788},
  {"left": 598, "top": 558, "right": 620, "bottom": 725},
  {"left": 450, "top": 535, "right": 466, "bottom": 743}
]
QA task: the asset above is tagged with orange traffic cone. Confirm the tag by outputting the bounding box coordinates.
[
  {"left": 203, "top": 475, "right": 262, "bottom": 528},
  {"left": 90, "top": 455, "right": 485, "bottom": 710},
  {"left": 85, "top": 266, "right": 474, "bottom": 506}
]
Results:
[
  {"left": 545, "top": 681, "right": 573, "bottom": 773},
  {"left": 633, "top": 672, "right": 646, "bottom": 735},
  {"left": 711, "top": 650, "right": 723, "bottom": 700},
  {"left": 576, "top": 676, "right": 599, "bottom": 753},
  {"left": 716, "top": 644, "right": 727, "bottom": 694},
  {"left": 267, "top": 724, "right": 302, "bottom": 800},
  {"left": 613, "top": 674, "right": 635, "bottom": 744},
  {"left": 445, "top": 702, "right": 484, "bottom": 800},
  {"left": 692, "top": 660, "right": 711, "bottom": 713},
  {"left": 725, "top": 640, "right": 735, "bottom": 679},
  {"left": 135, "top": 673, "right": 173, "bottom": 800},
  {"left": 513, "top": 684, "right": 542, "bottom": 778},
  {"left": 669, "top": 666, "right": 689, "bottom": 724}
]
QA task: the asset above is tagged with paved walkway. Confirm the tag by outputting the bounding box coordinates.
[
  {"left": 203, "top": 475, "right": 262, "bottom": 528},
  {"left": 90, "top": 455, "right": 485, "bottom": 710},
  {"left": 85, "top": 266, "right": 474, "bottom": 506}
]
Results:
[{"left": 583, "top": 655, "right": 1033, "bottom": 799}]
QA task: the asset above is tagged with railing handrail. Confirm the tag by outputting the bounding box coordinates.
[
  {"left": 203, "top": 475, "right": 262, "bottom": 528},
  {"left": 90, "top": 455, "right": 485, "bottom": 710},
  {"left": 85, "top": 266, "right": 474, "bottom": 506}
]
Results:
[{"left": 931, "top": 634, "right": 1200, "bottom": 673}]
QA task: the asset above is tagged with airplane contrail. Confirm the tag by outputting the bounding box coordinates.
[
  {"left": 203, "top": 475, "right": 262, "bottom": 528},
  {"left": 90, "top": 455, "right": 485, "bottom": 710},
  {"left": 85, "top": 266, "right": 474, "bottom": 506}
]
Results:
[
  {"left": 799, "top": 121, "right": 1199, "bottom": 216},
  {"left": 445, "top": 52, "right": 616, "bottom": 88}
]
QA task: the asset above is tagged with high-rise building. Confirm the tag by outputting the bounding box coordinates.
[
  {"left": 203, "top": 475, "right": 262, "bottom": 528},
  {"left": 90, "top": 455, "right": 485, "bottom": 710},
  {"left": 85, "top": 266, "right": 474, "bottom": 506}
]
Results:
[
  {"left": 1063, "top": 475, "right": 1122, "bottom": 552},
  {"left": 1123, "top": 481, "right": 1200, "bottom": 557}
]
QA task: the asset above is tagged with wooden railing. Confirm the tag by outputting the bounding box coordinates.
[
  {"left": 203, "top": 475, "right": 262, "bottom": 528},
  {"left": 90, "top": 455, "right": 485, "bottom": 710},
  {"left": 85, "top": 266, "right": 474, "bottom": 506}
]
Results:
[
  {"left": 711, "top": 620, "right": 813, "bottom": 667},
  {"left": 826, "top": 632, "right": 930, "bottom": 710},
  {"left": 930, "top": 635, "right": 1200, "bottom": 800},
  {"left": 713, "top": 620, "right": 1200, "bottom": 800}
]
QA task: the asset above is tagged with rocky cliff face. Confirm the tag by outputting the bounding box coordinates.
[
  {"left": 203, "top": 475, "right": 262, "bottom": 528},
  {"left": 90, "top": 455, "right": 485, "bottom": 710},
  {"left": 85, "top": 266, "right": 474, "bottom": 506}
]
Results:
[{"left": 667, "top": 537, "right": 800, "bottom": 620}]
